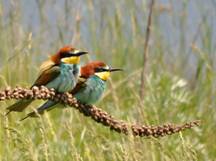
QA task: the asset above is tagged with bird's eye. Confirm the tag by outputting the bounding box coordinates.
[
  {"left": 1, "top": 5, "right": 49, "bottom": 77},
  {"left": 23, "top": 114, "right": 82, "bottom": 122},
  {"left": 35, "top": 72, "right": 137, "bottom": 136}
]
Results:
[
  {"left": 95, "top": 67, "right": 106, "bottom": 72},
  {"left": 60, "top": 51, "right": 75, "bottom": 58}
]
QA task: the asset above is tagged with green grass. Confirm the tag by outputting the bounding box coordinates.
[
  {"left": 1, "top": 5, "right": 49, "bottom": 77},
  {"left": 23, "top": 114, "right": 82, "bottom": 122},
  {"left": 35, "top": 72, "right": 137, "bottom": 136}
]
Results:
[{"left": 0, "top": 0, "right": 216, "bottom": 161}]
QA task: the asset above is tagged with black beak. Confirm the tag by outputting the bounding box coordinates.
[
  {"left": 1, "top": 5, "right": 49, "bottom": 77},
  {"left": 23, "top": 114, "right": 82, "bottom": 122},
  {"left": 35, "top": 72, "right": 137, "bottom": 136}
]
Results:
[
  {"left": 109, "top": 68, "right": 123, "bottom": 72},
  {"left": 76, "top": 51, "right": 88, "bottom": 56},
  {"left": 68, "top": 51, "right": 88, "bottom": 56}
]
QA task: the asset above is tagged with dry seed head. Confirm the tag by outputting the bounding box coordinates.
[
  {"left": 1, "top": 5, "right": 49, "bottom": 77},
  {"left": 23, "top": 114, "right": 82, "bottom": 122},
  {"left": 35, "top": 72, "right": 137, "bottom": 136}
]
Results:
[{"left": 0, "top": 86, "right": 200, "bottom": 138}]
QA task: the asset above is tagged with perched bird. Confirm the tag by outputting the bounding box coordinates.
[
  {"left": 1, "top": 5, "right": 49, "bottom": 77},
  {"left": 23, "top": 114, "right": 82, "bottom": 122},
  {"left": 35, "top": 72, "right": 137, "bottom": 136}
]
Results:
[
  {"left": 6, "top": 45, "right": 88, "bottom": 115},
  {"left": 73, "top": 61, "right": 123, "bottom": 104},
  {"left": 21, "top": 61, "right": 122, "bottom": 120}
]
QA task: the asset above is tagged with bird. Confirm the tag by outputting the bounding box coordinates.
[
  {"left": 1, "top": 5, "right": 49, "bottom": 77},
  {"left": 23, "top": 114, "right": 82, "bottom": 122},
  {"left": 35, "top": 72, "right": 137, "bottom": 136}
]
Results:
[
  {"left": 6, "top": 45, "right": 88, "bottom": 115},
  {"left": 20, "top": 61, "right": 122, "bottom": 120},
  {"left": 73, "top": 61, "right": 123, "bottom": 104}
]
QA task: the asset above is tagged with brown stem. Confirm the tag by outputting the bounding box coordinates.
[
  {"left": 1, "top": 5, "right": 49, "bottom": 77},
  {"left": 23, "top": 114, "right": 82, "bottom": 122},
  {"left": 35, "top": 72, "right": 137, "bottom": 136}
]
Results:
[{"left": 140, "top": 0, "right": 155, "bottom": 98}]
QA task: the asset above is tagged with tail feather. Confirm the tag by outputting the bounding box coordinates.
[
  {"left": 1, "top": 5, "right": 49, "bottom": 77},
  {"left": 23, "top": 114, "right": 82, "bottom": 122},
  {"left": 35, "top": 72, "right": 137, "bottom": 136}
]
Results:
[
  {"left": 20, "top": 101, "right": 58, "bottom": 121},
  {"left": 6, "top": 100, "right": 34, "bottom": 115}
]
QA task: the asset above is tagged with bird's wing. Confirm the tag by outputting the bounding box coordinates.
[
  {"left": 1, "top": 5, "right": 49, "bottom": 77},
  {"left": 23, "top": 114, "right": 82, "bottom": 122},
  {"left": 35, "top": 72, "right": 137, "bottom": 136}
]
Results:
[
  {"left": 70, "top": 77, "right": 87, "bottom": 95},
  {"left": 39, "top": 59, "right": 56, "bottom": 74},
  {"left": 32, "top": 65, "right": 61, "bottom": 87},
  {"left": 6, "top": 62, "right": 60, "bottom": 115}
]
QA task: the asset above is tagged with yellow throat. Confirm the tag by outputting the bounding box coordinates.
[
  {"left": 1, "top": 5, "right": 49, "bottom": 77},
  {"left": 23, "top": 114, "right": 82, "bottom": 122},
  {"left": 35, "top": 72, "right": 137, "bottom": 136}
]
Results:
[
  {"left": 61, "top": 56, "right": 80, "bottom": 64},
  {"left": 95, "top": 71, "right": 110, "bottom": 81}
]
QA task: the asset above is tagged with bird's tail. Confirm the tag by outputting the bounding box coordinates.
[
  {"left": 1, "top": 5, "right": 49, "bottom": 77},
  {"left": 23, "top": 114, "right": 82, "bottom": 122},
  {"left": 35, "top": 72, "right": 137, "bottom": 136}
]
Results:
[
  {"left": 20, "top": 101, "right": 58, "bottom": 121},
  {"left": 6, "top": 100, "right": 34, "bottom": 115}
]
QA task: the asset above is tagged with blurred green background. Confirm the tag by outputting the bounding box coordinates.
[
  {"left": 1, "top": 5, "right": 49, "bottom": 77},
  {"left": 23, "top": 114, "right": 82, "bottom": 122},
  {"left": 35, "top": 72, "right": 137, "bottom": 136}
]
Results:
[{"left": 0, "top": 0, "right": 216, "bottom": 160}]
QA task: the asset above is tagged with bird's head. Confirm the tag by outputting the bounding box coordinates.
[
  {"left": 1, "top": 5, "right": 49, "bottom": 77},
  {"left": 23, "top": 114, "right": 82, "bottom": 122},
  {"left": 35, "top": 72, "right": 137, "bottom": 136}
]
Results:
[
  {"left": 81, "top": 61, "right": 123, "bottom": 81},
  {"left": 51, "top": 45, "right": 88, "bottom": 64}
]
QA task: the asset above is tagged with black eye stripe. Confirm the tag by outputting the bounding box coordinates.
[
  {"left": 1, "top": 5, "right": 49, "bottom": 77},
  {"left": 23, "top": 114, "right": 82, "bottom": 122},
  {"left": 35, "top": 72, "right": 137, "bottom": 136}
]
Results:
[
  {"left": 95, "top": 67, "right": 108, "bottom": 72},
  {"left": 61, "top": 52, "right": 73, "bottom": 58}
]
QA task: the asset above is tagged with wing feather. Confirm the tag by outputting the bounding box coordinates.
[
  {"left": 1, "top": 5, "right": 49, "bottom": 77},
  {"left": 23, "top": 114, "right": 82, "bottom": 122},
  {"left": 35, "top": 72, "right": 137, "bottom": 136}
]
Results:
[
  {"left": 32, "top": 65, "right": 60, "bottom": 87},
  {"left": 39, "top": 59, "right": 55, "bottom": 74},
  {"left": 70, "top": 77, "right": 87, "bottom": 95}
]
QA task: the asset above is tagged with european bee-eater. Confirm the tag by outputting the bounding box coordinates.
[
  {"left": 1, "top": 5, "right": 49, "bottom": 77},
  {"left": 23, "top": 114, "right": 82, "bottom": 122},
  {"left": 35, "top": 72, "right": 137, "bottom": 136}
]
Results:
[
  {"left": 6, "top": 45, "right": 87, "bottom": 115},
  {"left": 73, "top": 61, "right": 123, "bottom": 104},
  {"left": 21, "top": 61, "right": 122, "bottom": 120}
]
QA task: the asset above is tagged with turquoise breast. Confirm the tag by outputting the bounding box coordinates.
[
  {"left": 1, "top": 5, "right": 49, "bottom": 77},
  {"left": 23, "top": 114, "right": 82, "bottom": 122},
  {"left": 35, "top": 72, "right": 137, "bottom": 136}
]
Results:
[
  {"left": 46, "top": 63, "right": 79, "bottom": 93},
  {"left": 74, "top": 75, "right": 106, "bottom": 104}
]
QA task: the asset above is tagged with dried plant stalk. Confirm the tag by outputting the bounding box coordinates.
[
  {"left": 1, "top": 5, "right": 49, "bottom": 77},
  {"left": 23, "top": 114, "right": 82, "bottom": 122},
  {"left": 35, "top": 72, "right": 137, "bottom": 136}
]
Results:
[
  {"left": 0, "top": 86, "right": 200, "bottom": 138},
  {"left": 140, "top": 0, "right": 155, "bottom": 98}
]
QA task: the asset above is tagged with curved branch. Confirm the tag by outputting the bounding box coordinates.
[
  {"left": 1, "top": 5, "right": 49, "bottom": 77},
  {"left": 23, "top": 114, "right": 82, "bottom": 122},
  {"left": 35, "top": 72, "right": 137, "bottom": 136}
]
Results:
[{"left": 0, "top": 86, "right": 200, "bottom": 138}]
